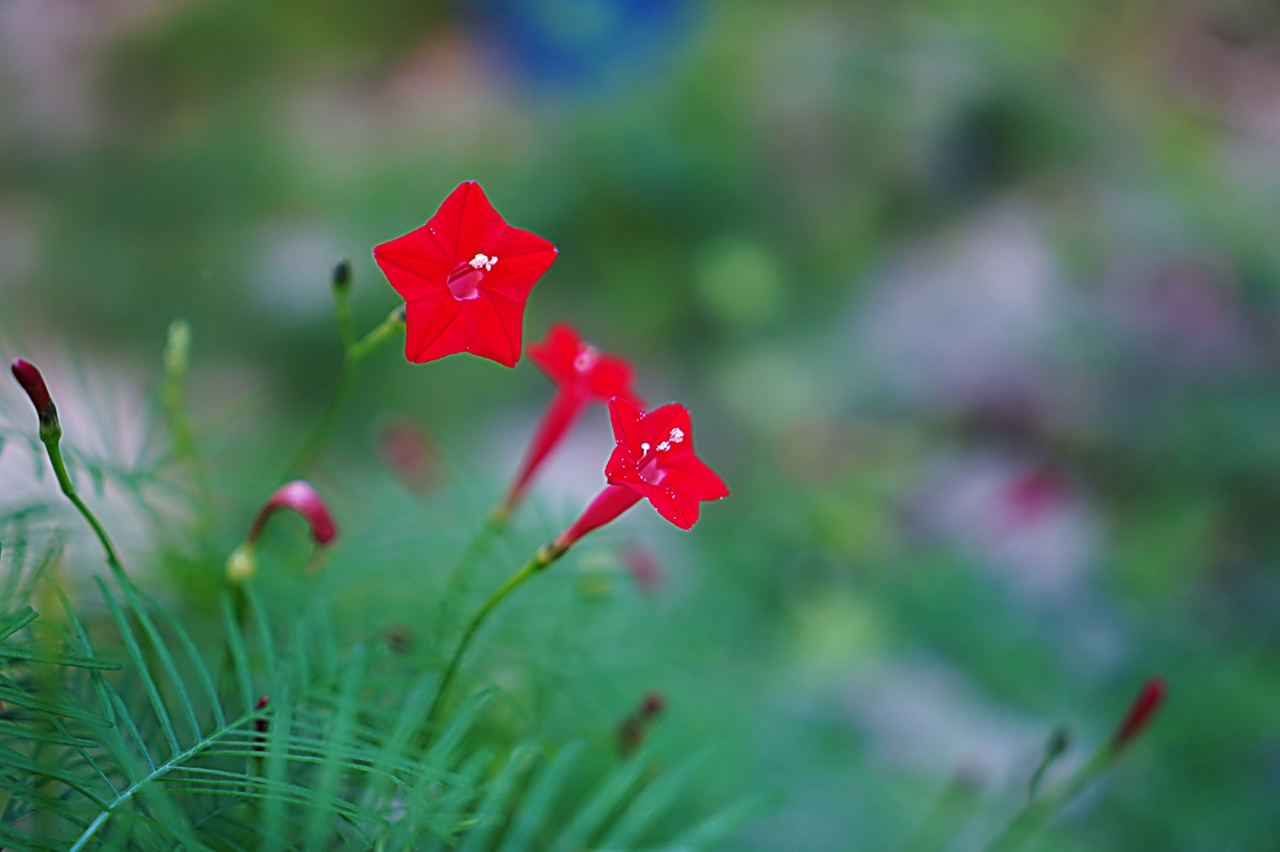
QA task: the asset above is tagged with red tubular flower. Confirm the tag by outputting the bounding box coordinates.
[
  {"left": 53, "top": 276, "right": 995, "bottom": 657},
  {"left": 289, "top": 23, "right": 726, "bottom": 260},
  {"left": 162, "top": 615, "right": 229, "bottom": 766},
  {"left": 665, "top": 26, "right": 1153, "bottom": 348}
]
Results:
[
  {"left": 502, "top": 323, "right": 644, "bottom": 511},
  {"left": 248, "top": 480, "right": 338, "bottom": 546},
  {"left": 1111, "top": 676, "right": 1167, "bottom": 749},
  {"left": 373, "top": 181, "right": 558, "bottom": 367},
  {"left": 553, "top": 397, "right": 728, "bottom": 551},
  {"left": 10, "top": 359, "right": 59, "bottom": 437}
]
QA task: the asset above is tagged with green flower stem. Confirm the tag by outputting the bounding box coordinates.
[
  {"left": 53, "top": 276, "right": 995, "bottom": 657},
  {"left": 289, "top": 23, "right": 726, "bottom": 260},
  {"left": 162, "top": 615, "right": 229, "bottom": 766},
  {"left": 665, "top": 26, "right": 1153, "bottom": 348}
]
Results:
[
  {"left": 435, "top": 508, "right": 510, "bottom": 642},
  {"left": 42, "top": 434, "right": 126, "bottom": 581},
  {"left": 286, "top": 307, "right": 405, "bottom": 477},
  {"left": 160, "top": 320, "right": 216, "bottom": 545},
  {"left": 987, "top": 748, "right": 1113, "bottom": 852},
  {"left": 426, "top": 542, "right": 566, "bottom": 728},
  {"left": 899, "top": 771, "right": 982, "bottom": 852},
  {"left": 333, "top": 281, "right": 357, "bottom": 353}
]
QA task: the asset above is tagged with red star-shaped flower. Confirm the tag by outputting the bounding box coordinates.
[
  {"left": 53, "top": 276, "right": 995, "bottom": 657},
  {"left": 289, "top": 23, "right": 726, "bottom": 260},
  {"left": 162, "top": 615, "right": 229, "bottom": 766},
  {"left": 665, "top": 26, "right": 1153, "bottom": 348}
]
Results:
[
  {"left": 551, "top": 397, "right": 728, "bottom": 551},
  {"left": 373, "top": 181, "right": 558, "bottom": 367},
  {"left": 604, "top": 397, "right": 729, "bottom": 529},
  {"left": 500, "top": 324, "right": 646, "bottom": 512}
]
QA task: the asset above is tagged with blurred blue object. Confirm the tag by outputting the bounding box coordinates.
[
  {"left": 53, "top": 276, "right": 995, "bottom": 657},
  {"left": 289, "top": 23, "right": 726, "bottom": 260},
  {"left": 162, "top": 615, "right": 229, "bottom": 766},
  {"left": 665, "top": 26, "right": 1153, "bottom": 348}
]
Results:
[{"left": 464, "top": 0, "right": 689, "bottom": 90}]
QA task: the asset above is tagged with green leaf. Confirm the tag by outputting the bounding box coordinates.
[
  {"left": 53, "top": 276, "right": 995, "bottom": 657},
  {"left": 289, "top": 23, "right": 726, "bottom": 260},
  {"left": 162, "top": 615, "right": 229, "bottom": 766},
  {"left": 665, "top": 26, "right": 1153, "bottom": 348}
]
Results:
[{"left": 499, "top": 741, "right": 586, "bottom": 852}]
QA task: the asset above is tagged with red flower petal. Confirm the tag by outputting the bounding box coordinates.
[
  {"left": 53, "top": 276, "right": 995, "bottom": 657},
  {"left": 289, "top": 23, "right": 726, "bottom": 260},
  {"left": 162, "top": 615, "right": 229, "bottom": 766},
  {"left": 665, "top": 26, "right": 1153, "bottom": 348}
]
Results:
[
  {"left": 527, "top": 323, "right": 581, "bottom": 386},
  {"left": 608, "top": 396, "right": 650, "bottom": 458},
  {"left": 659, "top": 453, "right": 730, "bottom": 501},
  {"left": 642, "top": 484, "right": 702, "bottom": 530},
  {"left": 373, "top": 237, "right": 451, "bottom": 296},
  {"left": 433, "top": 181, "right": 508, "bottom": 262},
  {"left": 466, "top": 292, "right": 522, "bottom": 368},
  {"left": 482, "top": 238, "right": 558, "bottom": 302},
  {"left": 587, "top": 355, "right": 642, "bottom": 406},
  {"left": 403, "top": 294, "right": 462, "bottom": 364},
  {"left": 529, "top": 323, "right": 643, "bottom": 405}
]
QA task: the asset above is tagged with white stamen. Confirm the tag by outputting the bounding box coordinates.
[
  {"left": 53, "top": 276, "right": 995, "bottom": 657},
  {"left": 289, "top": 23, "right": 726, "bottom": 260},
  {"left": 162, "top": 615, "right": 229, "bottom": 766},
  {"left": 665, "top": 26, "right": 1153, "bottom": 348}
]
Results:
[
  {"left": 640, "top": 442, "right": 651, "bottom": 454},
  {"left": 657, "top": 441, "right": 671, "bottom": 452},
  {"left": 469, "top": 253, "right": 498, "bottom": 271},
  {"left": 573, "top": 345, "right": 599, "bottom": 373},
  {"left": 668, "top": 427, "right": 685, "bottom": 443}
]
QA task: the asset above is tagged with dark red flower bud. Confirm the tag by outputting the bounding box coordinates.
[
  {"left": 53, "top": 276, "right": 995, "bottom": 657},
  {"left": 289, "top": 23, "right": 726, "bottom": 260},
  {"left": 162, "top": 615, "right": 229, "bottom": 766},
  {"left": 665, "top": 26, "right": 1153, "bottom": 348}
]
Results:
[
  {"left": 386, "top": 625, "right": 413, "bottom": 655},
  {"left": 640, "top": 691, "right": 666, "bottom": 720},
  {"left": 619, "top": 690, "right": 667, "bottom": 756},
  {"left": 247, "top": 480, "right": 338, "bottom": 547},
  {"left": 253, "top": 695, "right": 270, "bottom": 750},
  {"left": 1111, "top": 676, "right": 1166, "bottom": 749},
  {"left": 10, "top": 359, "right": 59, "bottom": 437}
]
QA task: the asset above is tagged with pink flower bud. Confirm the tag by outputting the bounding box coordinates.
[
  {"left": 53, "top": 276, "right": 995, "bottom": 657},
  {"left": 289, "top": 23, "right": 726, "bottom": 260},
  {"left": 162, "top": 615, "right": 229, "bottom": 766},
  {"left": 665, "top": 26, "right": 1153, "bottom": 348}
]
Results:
[
  {"left": 1112, "top": 676, "right": 1166, "bottom": 749},
  {"left": 247, "top": 480, "right": 338, "bottom": 546}
]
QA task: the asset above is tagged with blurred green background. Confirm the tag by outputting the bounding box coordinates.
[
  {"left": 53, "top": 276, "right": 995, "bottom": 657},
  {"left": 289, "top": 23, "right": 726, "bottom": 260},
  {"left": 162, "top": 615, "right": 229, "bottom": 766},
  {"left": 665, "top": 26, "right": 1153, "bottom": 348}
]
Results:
[{"left": 2, "top": 0, "right": 1278, "bottom": 849}]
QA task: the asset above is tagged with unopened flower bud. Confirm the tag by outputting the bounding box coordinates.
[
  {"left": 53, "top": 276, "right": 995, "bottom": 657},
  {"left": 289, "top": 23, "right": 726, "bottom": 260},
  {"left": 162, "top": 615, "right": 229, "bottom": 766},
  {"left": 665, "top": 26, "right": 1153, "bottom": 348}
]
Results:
[
  {"left": 640, "top": 691, "right": 666, "bottom": 720},
  {"left": 1045, "top": 725, "right": 1070, "bottom": 759},
  {"left": 1111, "top": 676, "right": 1166, "bottom": 749},
  {"left": 163, "top": 320, "right": 191, "bottom": 379},
  {"left": 1028, "top": 724, "right": 1071, "bottom": 797},
  {"left": 332, "top": 258, "right": 352, "bottom": 292},
  {"left": 247, "top": 480, "right": 338, "bottom": 547},
  {"left": 254, "top": 695, "right": 270, "bottom": 750},
  {"left": 226, "top": 544, "right": 257, "bottom": 583},
  {"left": 10, "top": 359, "right": 60, "bottom": 439},
  {"left": 619, "top": 690, "right": 667, "bottom": 756}
]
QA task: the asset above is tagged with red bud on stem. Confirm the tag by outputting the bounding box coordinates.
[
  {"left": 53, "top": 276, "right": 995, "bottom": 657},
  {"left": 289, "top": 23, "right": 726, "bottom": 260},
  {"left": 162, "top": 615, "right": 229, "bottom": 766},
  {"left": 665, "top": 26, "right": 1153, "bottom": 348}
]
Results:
[
  {"left": 1111, "top": 676, "right": 1166, "bottom": 749},
  {"left": 10, "top": 359, "right": 60, "bottom": 439}
]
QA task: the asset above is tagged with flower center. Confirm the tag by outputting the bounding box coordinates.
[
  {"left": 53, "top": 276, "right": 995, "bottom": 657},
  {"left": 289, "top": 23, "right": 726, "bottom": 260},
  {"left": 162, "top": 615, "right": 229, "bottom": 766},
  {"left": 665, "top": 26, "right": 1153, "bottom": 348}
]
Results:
[
  {"left": 447, "top": 254, "right": 498, "bottom": 301},
  {"left": 635, "top": 428, "right": 684, "bottom": 483},
  {"left": 639, "top": 455, "right": 666, "bottom": 486},
  {"left": 573, "top": 345, "right": 599, "bottom": 374}
]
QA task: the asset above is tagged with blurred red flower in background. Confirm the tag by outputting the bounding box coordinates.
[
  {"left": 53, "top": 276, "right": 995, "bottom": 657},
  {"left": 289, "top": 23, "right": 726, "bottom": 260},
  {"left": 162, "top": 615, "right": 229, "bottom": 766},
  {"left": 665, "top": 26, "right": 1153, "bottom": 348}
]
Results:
[{"left": 503, "top": 323, "right": 644, "bottom": 510}]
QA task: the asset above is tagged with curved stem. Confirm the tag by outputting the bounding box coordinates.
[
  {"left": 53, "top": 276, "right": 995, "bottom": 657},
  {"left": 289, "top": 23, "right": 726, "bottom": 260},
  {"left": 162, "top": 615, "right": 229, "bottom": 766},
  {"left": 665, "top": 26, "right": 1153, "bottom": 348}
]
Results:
[
  {"left": 285, "top": 309, "right": 404, "bottom": 478},
  {"left": 161, "top": 325, "right": 216, "bottom": 547},
  {"left": 426, "top": 544, "right": 563, "bottom": 728},
  {"left": 43, "top": 437, "right": 126, "bottom": 581},
  {"left": 987, "top": 749, "right": 1111, "bottom": 852},
  {"left": 287, "top": 360, "right": 357, "bottom": 478}
]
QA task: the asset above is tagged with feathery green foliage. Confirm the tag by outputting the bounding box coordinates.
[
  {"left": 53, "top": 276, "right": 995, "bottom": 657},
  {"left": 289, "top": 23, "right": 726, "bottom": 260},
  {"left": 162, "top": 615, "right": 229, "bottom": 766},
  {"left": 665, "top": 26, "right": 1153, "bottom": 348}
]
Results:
[{"left": 0, "top": 537, "right": 755, "bottom": 849}]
